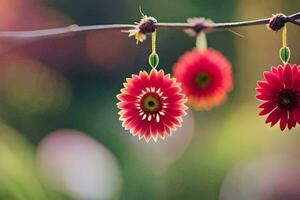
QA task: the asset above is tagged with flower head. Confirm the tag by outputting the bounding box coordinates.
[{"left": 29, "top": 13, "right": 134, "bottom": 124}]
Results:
[
  {"left": 117, "top": 69, "right": 187, "bottom": 142},
  {"left": 173, "top": 48, "right": 233, "bottom": 110},
  {"left": 256, "top": 64, "right": 300, "bottom": 131},
  {"left": 126, "top": 16, "right": 157, "bottom": 44}
]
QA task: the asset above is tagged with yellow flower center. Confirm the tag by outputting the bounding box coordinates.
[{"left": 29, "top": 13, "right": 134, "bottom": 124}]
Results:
[{"left": 143, "top": 95, "right": 159, "bottom": 112}]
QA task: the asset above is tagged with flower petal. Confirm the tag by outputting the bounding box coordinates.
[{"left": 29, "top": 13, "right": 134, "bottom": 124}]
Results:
[
  {"left": 256, "top": 94, "right": 273, "bottom": 101},
  {"left": 263, "top": 71, "right": 282, "bottom": 88},
  {"left": 293, "top": 107, "right": 300, "bottom": 123},
  {"left": 288, "top": 111, "right": 297, "bottom": 129},
  {"left": 256, "top": 81, "right": 276, "bottom": 92},
  {"left": 283, "top": 64, "right": 292, "bottom": 88},
  {"left": 279, "top": 110, "right": 288, "bottom": 131},
  {"left": 265, "top": 107, "right": 283, "bottom": 127},
  {"left": 258, "top": 101, "right": 277, "bottom": 116},
  {"left": 277, "top": 65, "right": 284, "bottom": 83}
]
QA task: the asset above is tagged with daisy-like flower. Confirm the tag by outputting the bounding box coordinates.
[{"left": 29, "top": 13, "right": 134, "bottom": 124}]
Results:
[
  {"left": 126, "top": 16, "right": 157, "bottom": 44},
  {"left": 117, "top": 69, "right": 187, "bottom": 142},
  {"left": 173, "top": 48, "right": 233, "bottom": 110},
  {"left": 256, "top": 64, "right": 300, "bottom": 131}
]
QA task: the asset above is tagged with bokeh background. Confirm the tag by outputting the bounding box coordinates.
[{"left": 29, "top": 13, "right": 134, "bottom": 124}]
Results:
[{"left": 0, "top": 0, "right": 299, "bottom": 199}]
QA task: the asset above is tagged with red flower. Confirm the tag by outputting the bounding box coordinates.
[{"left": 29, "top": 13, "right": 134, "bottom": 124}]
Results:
[
  {"left": 117, "top": 69, "right": 187, "bottom": 142},
  {"left": 256, "top": 64, "right": 300, "bottom": 131},
  {"left": 173, "top": 48, "right": 233, "bottom": 110}
]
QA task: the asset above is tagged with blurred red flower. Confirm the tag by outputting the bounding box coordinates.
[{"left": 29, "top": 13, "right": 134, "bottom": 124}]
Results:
[
  {"left": 173, "top": 48, "right": 233, "bottom": 110},
  {"left": 117, "top": 69, "right": 187, "bottom": 142}
]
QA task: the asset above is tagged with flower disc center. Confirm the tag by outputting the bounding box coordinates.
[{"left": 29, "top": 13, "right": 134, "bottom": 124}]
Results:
[
  {"left": 278, "top": 89, "right": 299, "bottom": 110},
  {"left": 196, "top": 72, "right": 211, "bottom": 88},
  {"left": 142, "top": 94, "right": 160, "bottom": 112}
]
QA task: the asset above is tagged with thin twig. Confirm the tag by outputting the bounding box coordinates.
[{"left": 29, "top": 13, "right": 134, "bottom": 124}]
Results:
[{"left": 0, "top": 12, "right": 299, "bottom": 40}]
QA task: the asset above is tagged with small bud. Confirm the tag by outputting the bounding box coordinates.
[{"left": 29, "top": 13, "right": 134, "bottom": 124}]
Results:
[
  {"left": 139, "top": 17, "right": 157, "bottom": 34},
  {"left": 149, "top": 53, "right": 159, "bottom": 68},
  {"left": 125, "top": 16, "right": 157, "bottom": 44},
  {"left": 279, "top": 47, "right": 290, "bottom": 64},
  {"left": 184, "top": 17, "right": 214, "bottom": 37}
]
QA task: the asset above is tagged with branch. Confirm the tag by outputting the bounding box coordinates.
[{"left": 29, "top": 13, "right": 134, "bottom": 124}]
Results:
[{"left": 0, "top": 12, "right": 299, "bottom": 40}]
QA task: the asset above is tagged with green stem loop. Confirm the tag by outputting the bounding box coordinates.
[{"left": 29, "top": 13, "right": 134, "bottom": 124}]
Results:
[
  {"left": 149, "top": 52, "right": 159, "bottom": 68},
  {"left": 279, "top": 46, "right": 291, "bottom": 64}
]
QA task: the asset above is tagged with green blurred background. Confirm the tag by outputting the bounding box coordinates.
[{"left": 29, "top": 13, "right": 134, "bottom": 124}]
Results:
[{"left": 0, "top": 0, "right": 299, "bottom": 199}]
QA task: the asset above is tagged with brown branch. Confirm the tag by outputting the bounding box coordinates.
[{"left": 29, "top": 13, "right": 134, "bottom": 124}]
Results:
[{"left": 0, "top": 12, "right": 299, "bottom": 40}]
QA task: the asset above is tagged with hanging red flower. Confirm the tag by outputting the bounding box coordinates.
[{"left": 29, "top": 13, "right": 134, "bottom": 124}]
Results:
[
  {"left": 173, "top": 48, "right": 233, "bottom": 110},
  {"left": 256, "top": 64, "right": 300, "bottom": 130},
  {"left": 117, "top": 69, "right": 187, "bottom": 142}
]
